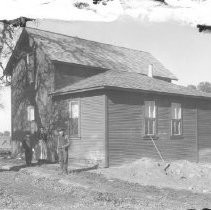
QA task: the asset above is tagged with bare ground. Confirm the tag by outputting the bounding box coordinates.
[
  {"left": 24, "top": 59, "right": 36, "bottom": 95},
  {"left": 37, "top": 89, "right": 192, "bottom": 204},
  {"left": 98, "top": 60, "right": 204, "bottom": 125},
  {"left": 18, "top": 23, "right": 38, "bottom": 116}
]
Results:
[
  {"left": 0, "top": 163, "right": 211, "bottom": 210},
  {"left": 94, "top": 158, "right": 211, "bottom": 194}
]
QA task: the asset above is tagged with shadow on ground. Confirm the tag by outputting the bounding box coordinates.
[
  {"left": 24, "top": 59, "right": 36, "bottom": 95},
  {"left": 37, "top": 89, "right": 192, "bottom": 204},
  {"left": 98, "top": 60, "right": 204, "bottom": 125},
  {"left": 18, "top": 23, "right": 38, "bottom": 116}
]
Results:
[{"left": 0, "top": 162, "right": 47, "bottom": 172}]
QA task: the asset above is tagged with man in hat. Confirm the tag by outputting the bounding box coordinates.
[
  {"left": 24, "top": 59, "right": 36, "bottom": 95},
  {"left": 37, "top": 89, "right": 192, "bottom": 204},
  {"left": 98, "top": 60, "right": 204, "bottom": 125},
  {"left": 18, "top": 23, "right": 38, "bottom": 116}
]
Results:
[
  {"left": 22, "top": 134, "right": 33, "bottom": 166},
  {"left": 57, "top": 127, "right": 70, "bottom": 174}
]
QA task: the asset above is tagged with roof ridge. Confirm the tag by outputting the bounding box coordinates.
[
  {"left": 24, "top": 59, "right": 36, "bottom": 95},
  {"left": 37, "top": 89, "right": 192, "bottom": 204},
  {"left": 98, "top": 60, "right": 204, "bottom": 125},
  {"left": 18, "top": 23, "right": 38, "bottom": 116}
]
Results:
[
  {"left": 25, "top": 27, "right": 177, "bottom": 80},
  {"left": 25, "top": 27, "right": 151, "bottom": 54}
]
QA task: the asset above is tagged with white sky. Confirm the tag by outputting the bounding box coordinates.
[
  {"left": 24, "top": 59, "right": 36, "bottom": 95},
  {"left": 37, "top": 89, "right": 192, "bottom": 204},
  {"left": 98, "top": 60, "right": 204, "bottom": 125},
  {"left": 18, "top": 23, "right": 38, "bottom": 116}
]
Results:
[
  {"left": 0, "top": 0, "right": 211, "bottom": 25},
  {"left": 0, "top": 0, "right": 211, "bottom": 132}
]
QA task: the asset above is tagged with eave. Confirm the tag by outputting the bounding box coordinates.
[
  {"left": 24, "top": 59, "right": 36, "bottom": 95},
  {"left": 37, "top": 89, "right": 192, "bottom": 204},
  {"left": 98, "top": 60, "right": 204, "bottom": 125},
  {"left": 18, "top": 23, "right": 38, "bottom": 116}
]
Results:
[{"left": 50, "top": 85, "right": 211, "bottom": 101}]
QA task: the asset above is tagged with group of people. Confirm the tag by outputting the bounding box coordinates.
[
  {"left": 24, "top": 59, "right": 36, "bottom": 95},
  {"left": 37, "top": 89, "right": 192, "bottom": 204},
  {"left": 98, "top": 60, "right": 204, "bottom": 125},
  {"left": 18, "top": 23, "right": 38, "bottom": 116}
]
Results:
[{"left": 22, "top": 126, "right": 70, "bottom": 174}]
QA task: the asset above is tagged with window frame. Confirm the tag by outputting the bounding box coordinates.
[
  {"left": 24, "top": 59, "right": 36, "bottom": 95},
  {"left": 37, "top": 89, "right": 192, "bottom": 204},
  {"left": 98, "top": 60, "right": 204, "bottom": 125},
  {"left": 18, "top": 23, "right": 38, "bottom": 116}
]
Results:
[
  {"left": 27, "top": 105, "right": 35, "bottom": 122},
  {"left": 68, "top": 100, "right": 81, "bottom": 138},
  {"left": 26, "top": 53, "right": 35, "bottom": 84},
  {"left": 170, "top": 102, "right": 183, "bottom": 137},
  {"left": 144, "top": 101, "right": 157, "bottom": 136}
]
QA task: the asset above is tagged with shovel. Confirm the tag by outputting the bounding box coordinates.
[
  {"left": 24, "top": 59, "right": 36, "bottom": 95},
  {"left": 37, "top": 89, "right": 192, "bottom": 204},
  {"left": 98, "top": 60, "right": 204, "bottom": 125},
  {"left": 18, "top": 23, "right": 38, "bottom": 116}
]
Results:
[{"left": 149, "top": 136, "right": 170, "bottom": 173}]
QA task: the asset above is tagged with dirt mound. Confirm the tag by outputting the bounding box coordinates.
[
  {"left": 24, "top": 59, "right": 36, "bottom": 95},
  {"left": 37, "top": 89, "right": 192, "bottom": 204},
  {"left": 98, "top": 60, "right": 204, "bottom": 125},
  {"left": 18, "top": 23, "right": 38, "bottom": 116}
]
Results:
[{"left": 95, "top": 158, "right": 211, "bottom": 193}]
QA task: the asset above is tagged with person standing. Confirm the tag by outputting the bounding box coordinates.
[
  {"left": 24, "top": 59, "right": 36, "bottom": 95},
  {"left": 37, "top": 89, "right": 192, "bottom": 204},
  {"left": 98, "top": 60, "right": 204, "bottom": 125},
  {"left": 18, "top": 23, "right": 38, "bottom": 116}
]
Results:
[
  {"left": 22, "top": 134, "right": 33, "bottom": 166},
  {"left": 57, "top": 128, "right": 70, "bottom": 174},
  {"left": 35, "top": 127, "right": 48, "bottom": 165}
]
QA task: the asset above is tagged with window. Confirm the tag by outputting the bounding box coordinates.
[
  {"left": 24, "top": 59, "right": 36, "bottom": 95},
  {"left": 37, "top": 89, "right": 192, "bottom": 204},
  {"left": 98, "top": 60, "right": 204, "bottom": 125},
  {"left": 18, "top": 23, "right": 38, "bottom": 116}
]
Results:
[
  {"left": 148, "top": 64, "right": 153, "bottom": 77},
  {"left": 26, "top": 54, "right": 35, "bottom": 84},
  {"left": 171, "top": 103, "right": 182, "bottom": 136},
  {"left": 26, "top": 53, "right": 30, "bottom": 65},
  {"left": 69, "top": 101, "right": 80, "bottom": 137},
  {"left": 27, "top": 105, "right": 34, "bottom": 121},
  {"left": 144, "top": 101, "right": 156, "bottom": 135}
]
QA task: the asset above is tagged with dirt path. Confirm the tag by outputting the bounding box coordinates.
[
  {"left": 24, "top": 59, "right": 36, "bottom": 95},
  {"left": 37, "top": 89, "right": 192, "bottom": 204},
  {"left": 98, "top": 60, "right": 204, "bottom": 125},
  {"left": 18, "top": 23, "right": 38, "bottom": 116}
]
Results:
[{"left": 0, "top": 166, "right": 211, "bottom": 210}]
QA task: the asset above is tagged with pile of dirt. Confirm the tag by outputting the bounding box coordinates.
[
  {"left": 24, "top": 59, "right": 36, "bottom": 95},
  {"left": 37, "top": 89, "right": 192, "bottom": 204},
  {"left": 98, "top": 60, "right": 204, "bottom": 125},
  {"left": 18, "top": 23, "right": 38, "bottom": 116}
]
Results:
[{"left": 95, "top": 158, "right": 211, "bottom": 193}]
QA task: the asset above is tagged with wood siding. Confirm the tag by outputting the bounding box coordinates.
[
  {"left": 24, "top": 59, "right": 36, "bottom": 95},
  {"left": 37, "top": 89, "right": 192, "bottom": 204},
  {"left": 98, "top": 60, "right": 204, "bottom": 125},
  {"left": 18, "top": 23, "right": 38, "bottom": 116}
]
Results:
[
  {"left": 52, "top": 92, "right": 106, "bottom": 166},
  {"left": 198, "top": 101, "right": 211, "bottom": 162},
  {"left": 107, "top": 90, "right": 198, "bottom": 166}
]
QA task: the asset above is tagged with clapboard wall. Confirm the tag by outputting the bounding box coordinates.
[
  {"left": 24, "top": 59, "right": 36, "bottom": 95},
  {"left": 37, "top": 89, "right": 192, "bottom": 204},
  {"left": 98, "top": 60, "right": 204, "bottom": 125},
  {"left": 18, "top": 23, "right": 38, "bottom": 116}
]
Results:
[
  {"left": 53, "top": 88, "right": 211, "bottom": 167},
  {"left": 107, "top": 90, "right": 198, "bottom": 166},
  {"left": 198, "top": 100, "right": 211, "bottom": 162},
  {"left": 53, "top": 91, "right": 106, "bottom": 166}
]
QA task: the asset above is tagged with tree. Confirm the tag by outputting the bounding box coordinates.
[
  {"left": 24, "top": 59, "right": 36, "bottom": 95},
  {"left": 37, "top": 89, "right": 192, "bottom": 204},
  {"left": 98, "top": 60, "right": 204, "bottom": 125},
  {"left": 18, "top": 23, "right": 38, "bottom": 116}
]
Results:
[
  {"left": 4, "top": 131, "right": 10, "bottom": 136},
  {"left": 0, "top": 87, "right": 3, "bottom": 109},
  {"left": 0, "top": 17, "right": 35, "bottom": 111},
  {"left": 0, "top": 17, "right": 35, "bottom": 28},
  {"left": 187, "top": 82, "right": 211, "bottom": 93},
  {"left": 0, "top": 17, "right": 35, "bottom": 86},
  {"left": 187, "top": 84, "right": 197, "bottom": 90},
  {"left": 197, "top": 82, "right": 211, "bottom": 93},
  {"left": 0, "top": 17, "right": 36, "bottom": 154},
  {"left": 91, "top": 0, "right": 167, "bottom": 6},
  {"left": 197, "top": 24, "right": 211, "bottom": 33},
  {"left": 154, "top": 0, "right": 168, "bottom": 5}
]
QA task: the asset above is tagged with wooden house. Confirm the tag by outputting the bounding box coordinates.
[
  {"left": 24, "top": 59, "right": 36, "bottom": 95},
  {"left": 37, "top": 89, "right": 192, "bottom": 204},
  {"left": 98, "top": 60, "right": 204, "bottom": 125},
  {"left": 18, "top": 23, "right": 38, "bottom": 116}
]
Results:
[{"left": 5, "top": 28, "right": 211, "bottom": 167}]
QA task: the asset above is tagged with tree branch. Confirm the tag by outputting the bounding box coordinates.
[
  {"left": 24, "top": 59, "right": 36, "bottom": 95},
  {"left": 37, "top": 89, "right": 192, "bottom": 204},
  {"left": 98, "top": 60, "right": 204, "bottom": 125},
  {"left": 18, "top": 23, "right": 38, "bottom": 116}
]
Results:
[
  {"left": 0, "top": 17, "right": 36, "bottom": 87},
  {"left": 197, "top": 24, "right": 211, "bottom": 33},
  {"left": 0, "top": 17, "right": 35, "bottom": 28}
]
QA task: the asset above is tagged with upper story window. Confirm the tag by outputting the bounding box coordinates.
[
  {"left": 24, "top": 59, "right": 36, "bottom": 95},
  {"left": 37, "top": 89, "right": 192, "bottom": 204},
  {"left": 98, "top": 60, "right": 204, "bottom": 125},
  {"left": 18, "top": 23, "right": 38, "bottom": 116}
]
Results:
[
  {"left": 171, "top": 103, "right": 182, "bottom": 136},
  {"left": 26, "top": 53, "right": 30, "bottom": 65},
  {"left": 144, "top": 101, "right": 156, "bottom": 135},
  {"left": 26, "top": 53, "right": 35, "bottom": 84},
  {"left": 148, "top": 64, "right": 154, "bottom": 78},
  {"left": 27, "top": 105, "right": 35, "bottom": 121},
  {"left": 69, "top": 101, "right": 80, "bottom": 137}
]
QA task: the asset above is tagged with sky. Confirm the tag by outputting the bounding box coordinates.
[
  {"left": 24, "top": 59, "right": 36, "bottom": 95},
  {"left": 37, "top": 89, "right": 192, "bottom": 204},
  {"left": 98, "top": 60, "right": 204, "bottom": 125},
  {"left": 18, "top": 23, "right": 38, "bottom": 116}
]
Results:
[
  {"left": 0, "top": 0, "right": 211, "bottom": 25},
  {"left": 0, "top": 0, "right": 211, "bottom": 132}
]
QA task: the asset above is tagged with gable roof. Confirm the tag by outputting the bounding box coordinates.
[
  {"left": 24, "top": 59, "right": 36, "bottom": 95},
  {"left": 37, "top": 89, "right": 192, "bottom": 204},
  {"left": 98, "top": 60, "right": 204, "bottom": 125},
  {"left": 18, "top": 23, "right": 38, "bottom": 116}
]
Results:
[
  {"left": 5, "top": 27, "right": 177, "bottom": 80},
  {"left": 51, "top": 70, "right": 211, "bottom": 100}
]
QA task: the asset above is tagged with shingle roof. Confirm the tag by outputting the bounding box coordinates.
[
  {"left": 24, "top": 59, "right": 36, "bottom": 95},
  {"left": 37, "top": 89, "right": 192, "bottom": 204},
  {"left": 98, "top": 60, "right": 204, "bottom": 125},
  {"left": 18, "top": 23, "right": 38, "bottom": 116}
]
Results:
[
  {"left": 51, "top": 70, "right": 211, "bottom": 99},
  {"left": 25, "top": 27, "right": 177, "bottom": 80}
]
